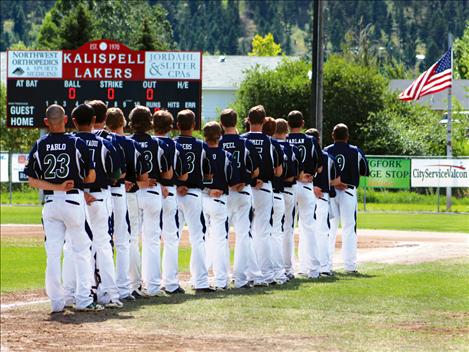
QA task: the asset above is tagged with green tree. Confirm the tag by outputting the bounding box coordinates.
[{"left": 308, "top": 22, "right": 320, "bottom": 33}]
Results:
[
  {"left": 36, "top": 11, "right": 61, "bottom": 49},
  {"left": 454, "top": 21, "right": 469, "bottom": 79},
  {"left": 135, "top": 18, "right": 157, "bottom": 51},
  {"left": 59, "top": 2, "right": 96, "bottom": 49},
  {"left": 249, "top": 33, "right": 282, "bottom": 56}
]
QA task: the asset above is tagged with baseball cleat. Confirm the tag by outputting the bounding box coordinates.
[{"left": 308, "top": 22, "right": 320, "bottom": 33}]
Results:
[
  {"left": 131, "top": 289, "right": 145, "bottom": 299},
  {"left": 286, "top": 273, "right": 295, "bottom": 280},
  {"left": 76, "top": 302, "right": 104, "bottom": 312},
  {"left": 50, "top": 309, "right": 64, "bottom": 315},
  {"left": 122, "top": 294, "right": 136, "bottom": 302},
  {"left": 163, "top": 286, "right": 186, "bottom": 295},
  {"left": 105, "top": 299, "right": 124, "bottom": 309},
  {"left": 320, "top": 272, "right": 334, "bottom": 277},
  {"left": 142, "top": 290, "right": 166, "bottom": 297},
  {"left": 238, "top": 283, "right": 253, "bottom": 289},
  {"left": 345, "top": 270, "right": 359, "bottom": 275},
  {"left": 194, "top": 287, "right": 216, "bottom": 293},
  {"left": 215, "top": 286, "right": 229, "bottom": 291},
  {"left": 253, "top": 282, "right": 269, "bottom": 287}
]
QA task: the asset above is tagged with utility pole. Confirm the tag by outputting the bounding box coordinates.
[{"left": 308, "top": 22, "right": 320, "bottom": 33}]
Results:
[
  {"left": 311, "top": 0, "right": 324, "bottom": 144},
  {"left": 446, "top": 33, "right": 453, "bottom": 211}
]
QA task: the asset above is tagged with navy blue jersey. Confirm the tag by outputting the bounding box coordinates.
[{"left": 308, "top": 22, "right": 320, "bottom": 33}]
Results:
[
  {"left": 24, "top": 132, "right": 94, "bottom": 187},
  {"left": 286, "top": 133, "right": 323, "bottom": 175},
  {"left": 156, "top": 136, "right": 190, "bottom": 187},
  {"left": 174, "top": 135, "right": 212, "bottom": 189},
  {"left": 314, "top": 151, "right": 339, "bottom": 193},
  {"left": 75, "top": 132, "right": 120, "bottom": 189},
  {"left": 110, "top": 134, "right": 148, "bottom": 185},
  {"left": 278, "top": 140, "right": 300, "bottom": 189},
  {"left": 203, "top": 146, "right": 240, "bottom": 194},
  {"left": 94, "top": 129, "right": 126, "bottom": 176},
  {"left": 131, "top": 133, "right": 170, "bottom": 181},
  {"left": 220, "top": 134, "right": 259, "bottom": 184},
  {"left": 324, "top": 142, "right": 369, "bottom": 187},
  {"left": 241, "top": 132, "right": 281, "bottom": 183}
]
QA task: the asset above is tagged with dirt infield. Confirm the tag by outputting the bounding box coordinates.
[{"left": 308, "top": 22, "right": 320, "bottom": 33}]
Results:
[{"left": 1, "top": 225, "right": 468, "bottom": 351}]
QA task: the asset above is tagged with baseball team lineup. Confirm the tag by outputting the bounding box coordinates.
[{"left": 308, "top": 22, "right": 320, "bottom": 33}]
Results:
[{"left": 24, "top": 100, "right": 369, "bottom": 313}]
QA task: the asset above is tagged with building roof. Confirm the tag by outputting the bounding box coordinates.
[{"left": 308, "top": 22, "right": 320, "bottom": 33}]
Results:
[
  {"left": 389, "top": 79, "right": 469, "bottom": 111},
  {"left": 202, "top": 55, "right": 287, "bottom": 90}
]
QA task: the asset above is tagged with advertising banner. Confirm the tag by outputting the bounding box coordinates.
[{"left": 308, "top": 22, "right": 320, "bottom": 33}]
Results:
[
  {"left": 11, "top": 153, "right": 28, "bottom": 182},
  {"left": 411, "top": 158, "right": 469, "bottom": 188},
  {"left": 360, "top": 157, "right": 410, "bottom": 189},
  {"left": 0, "top": 153, "right": 8, "bottom": 182}
]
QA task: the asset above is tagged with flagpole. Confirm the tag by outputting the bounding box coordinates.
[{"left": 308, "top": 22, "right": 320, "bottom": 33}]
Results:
[{"left": 446, "top": 33, "right": 453, "bottom": 211}]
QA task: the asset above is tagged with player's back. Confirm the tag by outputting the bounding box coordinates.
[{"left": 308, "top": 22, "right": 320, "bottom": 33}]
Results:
[
  {"left": 278, "top": 140, "right": 299, "bottom": 188},
  {"left": 76, "top": 132, "right": 115, "bottom": 189},
  {"left": 286, "top": 132, "right": 321, "bottom": 175},
  {"left": 158, "top": 136, "right": 188, "bottom": 187},
  {"left": 324, "top": 142, "right": 368, "bottom": 187},
  {"left": 174, "top": 135, "right": 208, "bottom": 189},
  {"left": 131, "top": 133, "right": 167, "bottom": 181},
  {"left": 220, "top": 134, "right": 257, "bottom": 184},
  {"left": 241, "top": 132, "right": 275, "bottom": 182},
  {"left": 204, "top": 146, "right": 238, "bottom": 194},
  {"left": 28, "top": 132, "right": 91, "bottom": 185}
]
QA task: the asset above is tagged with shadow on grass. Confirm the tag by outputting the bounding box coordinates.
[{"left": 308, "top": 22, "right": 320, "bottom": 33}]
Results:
[{"left": 47, "top": 271, "right": 377, "bottom": 325}]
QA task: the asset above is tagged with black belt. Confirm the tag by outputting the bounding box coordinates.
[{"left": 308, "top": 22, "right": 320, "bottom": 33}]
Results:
[
  {"left": 88, "top": 187, "right": 106, "bottom": 193},
  {"left": 44, "top": 189, "right": 79, "bottom": 195},
  {"left": 347, "top": 185, "right": 356, "bottom": 189}
]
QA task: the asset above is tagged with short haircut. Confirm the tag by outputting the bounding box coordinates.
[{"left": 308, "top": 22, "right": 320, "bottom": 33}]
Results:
[
  {"left": 203, "top": 121, "right": 222, "bottom": 143},
  {"left": 72, "top": 103, "right": 95, "bottom": 126},
  {"left": 332, "top": 123, "right": 349, "bottom": 141},
  {"left": 275, "top": 118, "right": 289, "bottom": 135},
  {"left": 287, "top": 110, "right": 304, "bottom": 128},
  {"left": 129, "top": 106, "right": 152, "bottom": 133},
  {"left": 87, "top": 100, "right": 107, "bottom": 123},
  {"left": 45, "top": 104, "right": 65, "bottom": 124},
  {"left": 248, "top": 105, "right": 266, "bottom": 125},
  {"left": 305, "top": 128, "right": 319, "bottom": 139},
  {"left": 177, "top": 109, "right": 195, "bottom": 131},
  {"left": 106, "top": 107, "right": 126, "bottom": 130},
  {"left": 153, "top": 110, "right": 174, "bottom": 134},
  {"left": 262, "top": 117, "right": 276, "bottom": 136},
  {"left": 220, "top": 108, "right": 237, "bottom": 128}
]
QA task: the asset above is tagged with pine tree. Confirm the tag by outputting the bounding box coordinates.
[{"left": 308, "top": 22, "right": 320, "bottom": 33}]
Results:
[
  {"left": 59, "top": 2, "right": 95, "bottom": 49},
  {"left": 13, "top": 4, "right": 28, "bottom": 42},
  {"left": 135, "top": 18, "right": 157, "bottom": 51}
]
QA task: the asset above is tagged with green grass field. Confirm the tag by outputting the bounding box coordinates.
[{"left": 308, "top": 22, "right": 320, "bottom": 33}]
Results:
[{"left": 2, "top": 205, "right": 468, "bottom": 232}]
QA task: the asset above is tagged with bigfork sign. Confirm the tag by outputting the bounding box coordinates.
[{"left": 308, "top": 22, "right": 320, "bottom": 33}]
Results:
[{"left": 6, "top": 40, "right": 202, "bottom": 128}]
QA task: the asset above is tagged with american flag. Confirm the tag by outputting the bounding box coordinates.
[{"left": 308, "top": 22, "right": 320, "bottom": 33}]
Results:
[{"left": 399, "top": 49, "right": 452, "bottom": 101}]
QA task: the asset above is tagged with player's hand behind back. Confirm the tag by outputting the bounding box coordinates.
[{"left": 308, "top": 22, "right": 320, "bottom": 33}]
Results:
[
  {"left": 255, "top": 179, "right": 264, "bottom": 190},
  {"left": 57, "top": 180, "right": 74, "bottom": 192},
  {"left": 209, "top": 189, "right": 224, "bottom": 198},
  {"left": 177, "top": 186, "right": 188, "bottom": 196}
]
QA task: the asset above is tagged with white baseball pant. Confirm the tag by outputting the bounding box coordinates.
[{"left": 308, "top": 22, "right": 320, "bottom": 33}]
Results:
[
  {"left": 203, "top": 193, "right": 229, "bottom": 288},
  {"left": 110, "top": 184, "right": 131, "bottom": 299},
  {"left": 177, "top": 188, "right": 209, "bottom": 289},
  {"left": 296, "top": 182, "right": 320, "bottom": 278},
  {"left": 251, "top": 181, "right": 275, "bottom": 283},
  {"left": 161, "top": 185, "right": 181, "bottom": 293},
  {"left": 314, "top": 192, "right": 331, "bottom": 273},
  {"left": 43, "top": 191, "right": 93, "bottom": 311},
  {"left": 127, "top": 191, "right": 142, "bottom": 292},
  {"left": 227, "top": 186, "right": 258, "bottom": 287},
  {"left": 272, "top": 192, "right": 287, "bottom": 282},
  {"left": 136, "top": 185, "right": 163, "bottom": 295},
  {"left": 282, "top": 187, "right": 296, "bottom": 276},
  {"left": 329, "top": 187, "right": 358, "bottom": 272}
]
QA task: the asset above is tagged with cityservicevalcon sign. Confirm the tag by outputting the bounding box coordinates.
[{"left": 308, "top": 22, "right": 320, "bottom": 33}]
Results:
[
  {"left": 411, "top": 159, "right": 469, "bottom": 188},
  {"left": 359, "top": 157, "right": 410, "bottom": 189}
]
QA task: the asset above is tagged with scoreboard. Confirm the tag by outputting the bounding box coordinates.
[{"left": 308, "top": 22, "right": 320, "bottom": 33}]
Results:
[{"left": 6, "top": 40, "right": 202, "bottom": 129}]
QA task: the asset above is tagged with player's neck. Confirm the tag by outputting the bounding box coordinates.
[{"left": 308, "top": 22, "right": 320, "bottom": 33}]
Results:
[
  {"left": 180, "top": 130, "right": 193, "bottom": 137},
  {"left": 249, "top": 124, "right": 263, "bottom": 132},
  {"left": 274, "top": 134, "right": 286, "bottom": 140},
  {"left": 94, "top": 123, "right": 105, "bottom": 130},
  {"left": 334, "top": 139, "right": 348, "bottom": 143},
  {"left": 111, "top": 127, "right": 124, "bottom": 135},
  {"left": 207, "top": 141, "right": 219, "bottom": 148},
  {"left": 223, "top": 127, "right": 237, "bottom": 135},
  {"left": 48, "top": 126, "right": 65, "bottom": 133},
  {"left": 289, "top": 128, "right": 302, "bottom": 133},
  {"left": 76, "top": 125, "right": 93, "bottom": 133}
]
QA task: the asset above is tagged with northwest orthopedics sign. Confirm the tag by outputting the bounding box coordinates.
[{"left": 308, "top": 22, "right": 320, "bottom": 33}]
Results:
[
  {"left": 411, "top": 158, "right": 469, "bottom": 188},
  {"left": 6, "top": 40, "right": 202, "bottom": 128},
  {"left": 360, "top": 157, "right": 410, "bottom": 189}
]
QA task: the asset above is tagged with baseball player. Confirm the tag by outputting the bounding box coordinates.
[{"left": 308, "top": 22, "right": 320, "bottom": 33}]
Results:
[
  {"left": 202, "top": 121, "right": 242, "bottom": 289},
  {"left": 274, "top": 119, "right": 300, "bottom": 281},
  {"left": 325, "top": 123, "right": 369, "bottom": 274},
  {"left": 242, "top": 105, "right": 283, "bottom": 285},
  {"left": 24, "top": 104, "right": 101, "bottom": 312},
  {"left": 152, "top": 110, "right": 189, "bottom": 295},
  {"left": 286, "top": 110, "right": 323, "bottom": 279},
  {"left": 174, "top": 109, "right": 214, "bottom": 292},
  {"left": 262, "top": 117, "right": 289, "bottom": 284},
  {"left": 63, "top": 103, "right": 123, "bottom": 308},
  {"left": 219, "top": 108, "right": 262, "bottom": 289},
  {"left": 306, "top": 128, "right": 341, "bottom": 277},
  {"left": 104, "top": 107, "right": 149, "bottom": 300},
  {"left": 129, "top": 106, "right": 173, "bottom": 297}
]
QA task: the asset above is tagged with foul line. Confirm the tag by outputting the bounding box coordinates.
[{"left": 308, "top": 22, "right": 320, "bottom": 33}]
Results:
[{"left": 2, "top": 299, "right": 49, "bottom": 311}]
